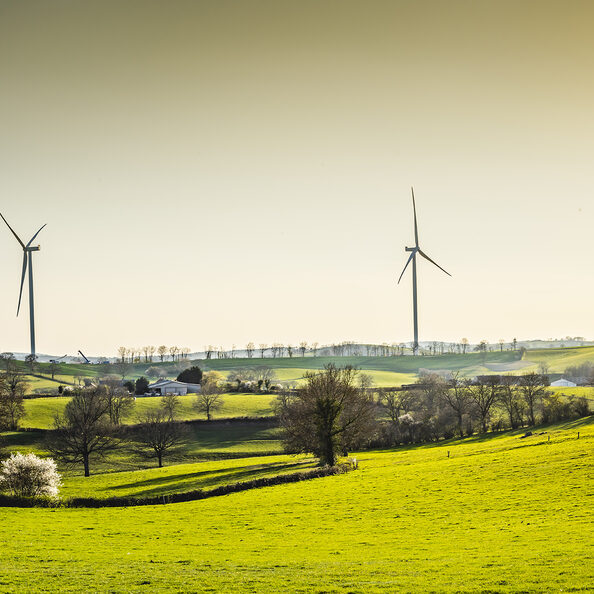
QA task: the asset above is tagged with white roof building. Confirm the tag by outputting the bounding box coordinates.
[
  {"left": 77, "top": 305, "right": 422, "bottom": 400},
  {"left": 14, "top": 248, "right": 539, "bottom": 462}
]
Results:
[
  {"left": 550, "top": 378, "right": 577, "bottom": 388},
  {"left": 147, "top": 379, "right": 201, "bottom": 395}
]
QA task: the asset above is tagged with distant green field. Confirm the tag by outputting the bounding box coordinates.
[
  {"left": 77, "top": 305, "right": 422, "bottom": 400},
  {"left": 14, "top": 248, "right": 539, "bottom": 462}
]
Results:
[
  {"left": 0, "top": 416, "right": 591, "bottom": 591},
  {"left": 521, "top": 345, "right": 594, "bottom": 372},
  {"left": 14, "top": 345, "right": 594, "bottom": 396},
  {"left": 60, "top": 454, "right": 315, "bottom": 500},
  {"left": 22, "top": 393, "right": 277, "bottom": 430}
]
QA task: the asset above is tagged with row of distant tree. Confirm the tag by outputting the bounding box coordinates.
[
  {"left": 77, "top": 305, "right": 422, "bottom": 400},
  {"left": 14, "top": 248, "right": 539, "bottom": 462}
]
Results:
[
  {"left": 202, "top": 339, "right": 526, "bottom": 359},
  {"left": 116, "top": 346, "right": 192, "bottom": 364},
  {"left": 117, "top": 338, "right": 529, "bottom": 362},
  {"left": 111, "top": 338, "right": 518, "bottom": 363}
]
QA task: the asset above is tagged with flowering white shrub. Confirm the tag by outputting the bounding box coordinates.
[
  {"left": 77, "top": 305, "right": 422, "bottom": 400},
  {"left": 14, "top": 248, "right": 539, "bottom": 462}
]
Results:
[
  {"left": 0, "top": 452, "right": 62, "bottom": 498},
  {"left": 398, "top": 413, "right": 415, "bottom": 424}
]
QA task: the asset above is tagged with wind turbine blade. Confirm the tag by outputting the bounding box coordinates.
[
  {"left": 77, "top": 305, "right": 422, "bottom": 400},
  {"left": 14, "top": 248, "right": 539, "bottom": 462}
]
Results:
[
  {"left": 418, "top": 249, "right": 451, "bottom": 277},
  {"left": 17, "top": 253, "right": 28, "bottom": 316},
  {"left": 397, "top": 250, "right": 416, "bottom": 284},
  {"left": 26, "top": 223, "right": 47, "bottom": 247},
  {"left": 0, "top": 212, "right": 25, "bottom": 249},
  {"left": 411, "top": 187, "right": 419, "bottom": 247}
]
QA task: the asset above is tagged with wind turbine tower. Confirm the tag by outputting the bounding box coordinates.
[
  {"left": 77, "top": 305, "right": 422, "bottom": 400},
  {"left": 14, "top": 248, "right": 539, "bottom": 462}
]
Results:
[
  {"left": 1, "top": 213, "right": 46, "bottom": 357},
  {"left": 398, "top": 188, "right": 451, "bottom": 355}
]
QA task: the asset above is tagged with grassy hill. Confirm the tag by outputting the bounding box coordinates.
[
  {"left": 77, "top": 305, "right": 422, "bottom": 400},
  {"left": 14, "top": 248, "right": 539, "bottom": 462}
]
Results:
[
  {"left": 12, "top": 345, "right": 594, "bottom": 396},
  {"left": 520, "top": 345, "right": 594, "bottom": 372},
  {"left": 21, "top": 393, "right": 277, "bottom": 430},
  {"left": 0, "top": 416, "right": 591, "bottom": 591},
  {"left": 13, "top": 350, "right": 524, "bottom": 394},
  {"left": 59, "top": 454, "right": 316, "bottom": 500}
]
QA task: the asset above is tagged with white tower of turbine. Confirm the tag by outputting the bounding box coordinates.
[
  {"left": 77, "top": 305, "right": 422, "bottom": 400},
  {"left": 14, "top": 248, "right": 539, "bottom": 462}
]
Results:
[
  {"left": 1, "top": 213, "right": 46, "bottom": 357},
  {"left": 398, "top": 188, "right": 451, "bottom": 355}
]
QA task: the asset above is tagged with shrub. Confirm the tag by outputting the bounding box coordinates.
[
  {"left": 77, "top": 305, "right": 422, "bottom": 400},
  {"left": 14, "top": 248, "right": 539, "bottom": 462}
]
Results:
[
  {"left": 570, "top": 396, "right": 591, "bottom": 418},
  {"left": 0, "top": 452, "right": 61, "bottom": 498},
  {"left": 176, "top": 366, "right": 203, "bottom": 384},
  {"left": 135, "top": 377, "right": 149, "bottom": 395}
]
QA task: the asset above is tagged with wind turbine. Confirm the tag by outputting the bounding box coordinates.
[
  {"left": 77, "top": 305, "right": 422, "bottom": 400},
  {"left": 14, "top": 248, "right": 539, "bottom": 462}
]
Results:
[
  {"left": 0, "top": 212, "right": 46, "bottom": 357},
  {"left": 397, "top": 188, "right": 451, "bottom": 355}
]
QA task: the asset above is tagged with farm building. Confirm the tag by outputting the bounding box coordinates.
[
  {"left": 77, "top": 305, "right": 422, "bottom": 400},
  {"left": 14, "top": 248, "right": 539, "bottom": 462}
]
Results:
[
  {"left": 550, "top": 378, "right": 577, "bottom": 388},
  {"left": 147, "top": 379, "right": 201, "bottom": 395}
]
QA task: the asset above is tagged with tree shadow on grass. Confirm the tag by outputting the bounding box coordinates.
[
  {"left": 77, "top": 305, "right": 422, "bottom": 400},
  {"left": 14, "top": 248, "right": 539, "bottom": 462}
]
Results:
[{"left": 102, "top": 460, "right": 314, "bottom": 497}]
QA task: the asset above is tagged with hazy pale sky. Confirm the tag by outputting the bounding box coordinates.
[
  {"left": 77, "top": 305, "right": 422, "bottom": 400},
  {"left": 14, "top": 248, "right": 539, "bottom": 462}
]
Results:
[{"left": 1, "top": 0, "right": 593, "bottom": 355}]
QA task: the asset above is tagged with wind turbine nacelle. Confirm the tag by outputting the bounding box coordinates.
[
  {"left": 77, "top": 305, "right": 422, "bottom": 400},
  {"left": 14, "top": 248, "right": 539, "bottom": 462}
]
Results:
[
  {"left": 405, "top": 246, "right": 416, "bottom": 252},
  {"left": 27, "top": 246, "right": 41, "bottom": 252}
]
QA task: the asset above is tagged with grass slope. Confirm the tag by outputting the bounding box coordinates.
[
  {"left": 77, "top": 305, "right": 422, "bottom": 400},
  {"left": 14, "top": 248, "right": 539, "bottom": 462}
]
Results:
[
  {"left": 1, "top": 422, "right": 284, "bottom": 474},
  {"left": 0, "top": 417, "right": 591, "bottom": 592},
  {"left": 522, "top": 345, "right": 594, "bottom": 372},
  {"left": 21, "top": 393, "right": 276, "bottom": 430},
  {"left": 59, "top": 454, "right": 315, "bottom": 500}
]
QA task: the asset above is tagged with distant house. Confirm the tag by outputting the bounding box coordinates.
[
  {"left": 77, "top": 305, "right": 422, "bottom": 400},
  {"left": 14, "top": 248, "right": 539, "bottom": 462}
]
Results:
[
  {"left": 147, "top": 379, "right": 201, "bottom": 396},
  {"left": 550, "top": 378, "right": 577, "bottom": 388}
]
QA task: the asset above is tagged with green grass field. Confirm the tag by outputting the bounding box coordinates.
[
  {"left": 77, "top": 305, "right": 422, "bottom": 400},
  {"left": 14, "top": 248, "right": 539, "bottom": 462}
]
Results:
[
  {"left": 21, "top": 393, "right": 277, "bottom": 430},
  {"left": 0, "top": 416, "right": 591, "bottom": 592},
  {"left": 521, "top": 345, "right": 594, "bottom": 372},
  {"left": 59, "top": 454, "right": 315, "bottom": 500},
  {"left": 15, "top": 345, "right": 594, "bottom": 397},
  {"left": 1, "top": 422, "right": 284, "bottom": 475}
]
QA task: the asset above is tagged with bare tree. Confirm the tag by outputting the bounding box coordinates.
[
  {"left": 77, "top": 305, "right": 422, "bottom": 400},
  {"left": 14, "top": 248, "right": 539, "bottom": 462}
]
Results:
[
  {"left": 299, "top": 342, "right": 308, "bottom": 357},
  {"left": 157, "top": 345, "right": 168, "bottom": 362},
  {"left": 379, "top": 388, "right": 417, "bottom": 425},
  {"left": 169, "top": 346, "right": 179, "bottom": 362},
  {"left": 227, "top": 368, "right": 255, "bottom": 392},
  {"left": 255, "top": 366, "right": 277, "bottom": 392},
  {"left": 467, "top": 377, "right": 499, "bottom": 433},
  {"left": 48, "top": 387, "right": 118, "bottom": 477},
  {"left": 0, "top": 352, "right": 16, "bottom": 372},
  {"left": 134, "top": 411, "right": 185, "bottom": 467},
  {"left": 102, "top": 376, "right": 135, "bottom": 425},
  {"left": 0, "top": 369, "right": 28, "bottom": 430},
  {"left": 460, "top": 338, "right": 469, "bottom": 355},
  {"left": 117, "top": 346, "right": 127, "bottom": 363},
  {"left": 259, "top": 344, "right": 268, "bottom": 358},
  {"left": 358, "top": 373, "right": 374, "bottom": 391},
  {"left": 160, "top": 393, "right": 182, "bottom": 421},
  {"left": 194, "top": 371, "right": 224, "bottom": 420},
  {"left": 48, "top": 359, "right": 61, "bottom": 380},
  {"left": 498, "top": 376, "right": 524, "bottom": 429},
  {"left": 311, "top": 342, "right": 319, "bottom": 357},
  {"left": 519, "top": 372, "right": 548, "bottom": 426},
  {"left": 245, "top": 342, "right": 255, "bottom": 358},
  {"left": 277, "top": 365, "right": 377, "bottom": 466},
  {"left": 25, "top": 354, "right": 37, "bottom": 374},
  {"left": 441, "top": 374, "right": 472, "bottom": 437},
  {"left": 538, "top": 361, "right": 550, "bottom": 377}
]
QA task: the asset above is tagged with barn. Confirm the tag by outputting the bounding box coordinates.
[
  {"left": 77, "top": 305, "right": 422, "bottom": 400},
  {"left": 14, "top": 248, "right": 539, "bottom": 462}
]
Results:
[
  {"left": 147, "top": 379, "right": 201, "bottom": 395},
  {"left": 550, "top": 378, "right": 577, "bottom": 388}
]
